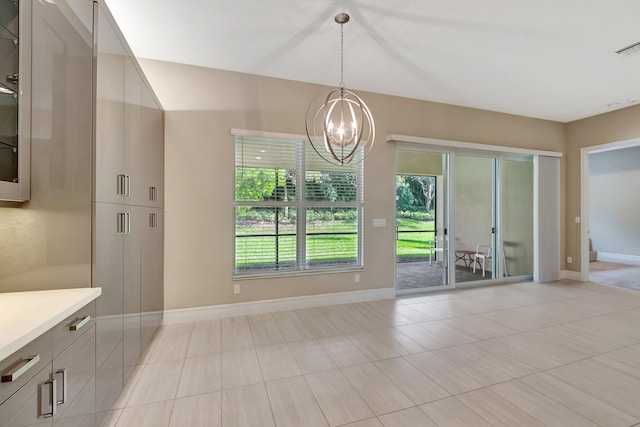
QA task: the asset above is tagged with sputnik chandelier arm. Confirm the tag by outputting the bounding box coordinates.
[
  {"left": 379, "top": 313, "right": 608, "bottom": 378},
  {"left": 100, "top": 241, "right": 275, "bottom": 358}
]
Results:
[{"left": 305, "top": 13, "right": 375, "bottom": 166}]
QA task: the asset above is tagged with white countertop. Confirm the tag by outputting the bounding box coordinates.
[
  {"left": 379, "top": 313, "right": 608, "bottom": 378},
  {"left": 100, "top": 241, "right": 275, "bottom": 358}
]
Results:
[{"left": 0, "top": 287, "right": 102, "bottom": 361}]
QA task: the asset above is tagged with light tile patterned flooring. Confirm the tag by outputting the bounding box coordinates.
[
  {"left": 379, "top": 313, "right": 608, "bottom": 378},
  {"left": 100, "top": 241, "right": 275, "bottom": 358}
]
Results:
[{"left": 104, "top": 280, "right": 640, "bottom": 427}]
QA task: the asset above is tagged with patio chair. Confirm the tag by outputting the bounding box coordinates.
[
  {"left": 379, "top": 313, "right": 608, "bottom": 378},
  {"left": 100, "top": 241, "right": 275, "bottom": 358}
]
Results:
[{"left": 473, "top": 244, "right": 492, "bottom": 277}]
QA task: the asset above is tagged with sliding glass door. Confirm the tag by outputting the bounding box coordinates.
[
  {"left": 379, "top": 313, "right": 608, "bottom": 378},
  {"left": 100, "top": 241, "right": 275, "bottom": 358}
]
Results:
[
  {"left": 395, "top": 146, "right": 534, "bottom": 292},
  {"left": 502, "top": 157, "right": 534, "bottom": 277},
  {"left": 395, "top": 150, "right": 451, "bottom": 292},
  {"left": 454, "top": 155, "right": 498, "bottom": 283}
]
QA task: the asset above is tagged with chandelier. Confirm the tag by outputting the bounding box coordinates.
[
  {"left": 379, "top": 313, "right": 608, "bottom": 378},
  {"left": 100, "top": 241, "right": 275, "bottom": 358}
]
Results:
[{"left": 305, "top": 13, "right": 375, "bottom": 165}]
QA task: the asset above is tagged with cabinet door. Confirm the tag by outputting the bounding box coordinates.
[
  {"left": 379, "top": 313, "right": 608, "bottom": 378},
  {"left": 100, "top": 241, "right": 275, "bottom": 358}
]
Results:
[
  {"left": 52, "top": 326, "right": 96, "bottom": 427},
  {"left": 140, "top": 85, "right": 164, "bottom": 207},
  {"left": 0, "top": 364, "right": 53, "bottom": 427},
  {"left": 123, "top": 207, "right": 142, "bottom": 382},
  {"left": 93, "top": 202, "right": 124, "bottom": 413},
  {"left": 123, "top": 56, "right": 143, "bottom": 206},
  {"left": 141, "top": 208, "right": 163, "bottom": 351},
  {"left": 95, "top": 5, "right": 124, "bottom": 204},
  {"left": 31, "top": 0, "right": 93, "bottom": 202}
]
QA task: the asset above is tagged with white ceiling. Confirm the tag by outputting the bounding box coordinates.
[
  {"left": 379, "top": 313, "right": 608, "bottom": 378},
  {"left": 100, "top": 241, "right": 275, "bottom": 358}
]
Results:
[{"left": 104, "top": 0, "right": 640, "bottom": 122}]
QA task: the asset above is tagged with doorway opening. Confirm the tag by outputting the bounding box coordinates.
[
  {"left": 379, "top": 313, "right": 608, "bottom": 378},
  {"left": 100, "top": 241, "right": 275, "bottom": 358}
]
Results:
[
  {"left": 395, "top": 174, "right": 441, "bottom": 289},
  {"left": 583, "top": 142, "right": 640, "bottom": 289},
  {"left": 395, "top": 145, "right": 535, "bottom": 293},
  {"left": 395, "top": 150, "right": 450, "bottom": 292}
]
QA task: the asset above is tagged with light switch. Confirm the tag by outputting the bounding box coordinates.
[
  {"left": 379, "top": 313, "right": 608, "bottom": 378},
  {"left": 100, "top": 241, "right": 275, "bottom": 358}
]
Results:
[
  {"left": 575, "top": 216, "right": 581, "bottom": 224},
  {"left": 373, "top": 218, "right": 387, "bottom": 227}
]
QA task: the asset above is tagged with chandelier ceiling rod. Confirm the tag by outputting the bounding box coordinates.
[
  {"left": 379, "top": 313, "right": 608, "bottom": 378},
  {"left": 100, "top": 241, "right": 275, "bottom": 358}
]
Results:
[{"left": 305, "top": 12, "right": 375, "bottom": 166}]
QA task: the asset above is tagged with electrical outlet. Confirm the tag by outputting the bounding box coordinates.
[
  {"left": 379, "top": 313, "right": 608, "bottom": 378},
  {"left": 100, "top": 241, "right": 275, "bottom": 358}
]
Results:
[
  {"left": 567, "top": 256, "right": 573, "bottom": 264},
  {"left": 355, "top": 273, "right": 360, "bottom": 283},
  {"left": 233, "top": 284, "right": 240, "bottom": 294}
]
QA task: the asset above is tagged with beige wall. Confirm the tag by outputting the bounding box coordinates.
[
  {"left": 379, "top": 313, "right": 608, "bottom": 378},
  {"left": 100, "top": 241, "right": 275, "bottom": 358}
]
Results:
[
  {"left": 565, "top": 104, "right": 640, "bottom": 272},
  {"left": 139, "top": 59, "right": 565, "bottom": 310}
]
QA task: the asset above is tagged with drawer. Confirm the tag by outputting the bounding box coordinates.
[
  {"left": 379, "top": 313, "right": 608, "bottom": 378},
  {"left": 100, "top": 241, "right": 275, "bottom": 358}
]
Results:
[
  {"left": 0, "top": 331, "right": 53, "bottom": 406},
  {"left": 52, "top": 302, "right": 96, "bottom": 358}
]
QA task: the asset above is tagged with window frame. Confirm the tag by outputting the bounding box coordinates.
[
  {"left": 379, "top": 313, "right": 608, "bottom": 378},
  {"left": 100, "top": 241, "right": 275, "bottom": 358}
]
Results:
[{"left": 233, "top": 130, "right": 364, "bottom": 277}]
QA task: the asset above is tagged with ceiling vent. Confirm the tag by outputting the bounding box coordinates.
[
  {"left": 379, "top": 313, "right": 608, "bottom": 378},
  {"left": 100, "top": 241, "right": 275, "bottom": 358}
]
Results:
[{"left": 616, "top": 41, "right": 640, "bottom": 56}]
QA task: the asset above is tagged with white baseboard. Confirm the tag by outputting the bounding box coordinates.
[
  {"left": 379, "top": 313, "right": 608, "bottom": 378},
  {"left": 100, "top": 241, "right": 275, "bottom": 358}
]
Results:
[
  {"left": 560, "top": 270, "right": 583, "bottom": 281},
  {"left": 597, "top": 252, "right": 640, "bottom": 266},
  {"left": 163, "top": 288, "right": 396, "bottom": 325}
]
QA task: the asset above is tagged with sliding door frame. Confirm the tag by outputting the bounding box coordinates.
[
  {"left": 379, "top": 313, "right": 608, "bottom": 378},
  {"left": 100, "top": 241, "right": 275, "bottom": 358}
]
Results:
[{"left": 392, "top": 135, "right": 562, "bottom": 290}]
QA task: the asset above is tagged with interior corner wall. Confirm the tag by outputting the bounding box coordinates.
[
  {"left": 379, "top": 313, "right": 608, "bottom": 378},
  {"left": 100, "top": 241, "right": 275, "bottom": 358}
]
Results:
[
  {"left": 565, "top": 104, "right": 640, "bottom": 274},
  {"left": 589, "top": 146, "right": 640, "bottom": 257},
  {"left": 138, "top": 59, "right": 564, "bottom": 310}
]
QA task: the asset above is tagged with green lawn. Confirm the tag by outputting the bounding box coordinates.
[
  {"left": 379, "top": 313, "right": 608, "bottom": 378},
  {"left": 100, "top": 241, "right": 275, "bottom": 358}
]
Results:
[
  {"left": 235, "top": 220, "right": 357, "bottom": 269},
  {"left": 396, "top": 218, "right": 435, "bottom": 260},
  {"left": 235, "top": 217, "right": 436, "bottom": 269}
]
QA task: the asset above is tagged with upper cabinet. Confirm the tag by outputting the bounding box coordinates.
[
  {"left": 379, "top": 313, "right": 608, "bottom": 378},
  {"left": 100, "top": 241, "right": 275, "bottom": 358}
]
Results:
[
  {"left": 140, "top": 83, "right": 164, "bottom": 207},
  {"left": 95, "top": 4, "right": 164, "bottom": 207},
  {"left": 0, "top": 0, "right": 30, "bottom": 201},
  {"left": 0, "top": 0, "right": 94, "bottom": 202}
]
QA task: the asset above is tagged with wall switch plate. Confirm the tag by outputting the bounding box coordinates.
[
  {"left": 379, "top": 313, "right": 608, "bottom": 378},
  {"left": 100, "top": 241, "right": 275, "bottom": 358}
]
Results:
[
  {"left": 373, "top": 218, "right": 387, "bottom": 227},
  {"left": 567, "top": 256, "right": 573, "bottom": 264},
  {"left": 233, "top": 284, "right": 240, "bottom": 294},
  {"left": 355, "top": 273, "right": 360, "bottom": 283},
  {"left": 575, "top": 216, "right": 581, "bottom": 223}
]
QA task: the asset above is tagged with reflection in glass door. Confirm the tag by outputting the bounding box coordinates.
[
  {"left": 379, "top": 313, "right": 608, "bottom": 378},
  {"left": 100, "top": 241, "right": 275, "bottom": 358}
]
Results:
[
  {"left": 395, "top": 150, "right": 450, "bottom": 293},
  {"left": 502, "top": 158, "right": 534, "bottom": 277},
  {"left": 454, "top": 155, "right": 497, "bottom": 283}
]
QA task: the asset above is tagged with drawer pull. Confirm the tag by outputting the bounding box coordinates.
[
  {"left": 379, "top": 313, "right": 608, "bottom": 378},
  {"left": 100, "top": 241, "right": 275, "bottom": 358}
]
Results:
[
  {"left": 69, "top": 315, "right": 91, "bottom": 331},
  {"left": 1, "top": 354, "right": 40, "bottom": 382},
  {"left": 39, "top": 377, "right": 57, "bottom": 418}
]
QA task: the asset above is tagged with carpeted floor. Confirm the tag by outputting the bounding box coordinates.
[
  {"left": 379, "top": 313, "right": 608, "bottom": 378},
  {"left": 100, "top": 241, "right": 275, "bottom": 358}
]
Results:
[
  {"left": 589, "top": 261, "right": 635, "bottom": 272},
  {"left": 396, "top": 260, "right": 490, "bottom": 290},
  {"left": 590, "top": 261, "right": 640, "bottom": 291}
]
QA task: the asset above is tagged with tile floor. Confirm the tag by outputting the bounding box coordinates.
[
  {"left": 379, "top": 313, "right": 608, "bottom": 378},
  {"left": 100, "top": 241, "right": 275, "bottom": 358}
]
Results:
[{"left": 103, "top": 280, "right": 640, "bottom": 427}]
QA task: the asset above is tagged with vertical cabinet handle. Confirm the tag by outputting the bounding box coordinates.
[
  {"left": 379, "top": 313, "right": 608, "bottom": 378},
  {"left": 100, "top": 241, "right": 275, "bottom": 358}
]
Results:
[
  {"left": 39, "top": 378, "right": 57, "bottom": 418},
  {"left": 149, "top": 186, "right": 157, "bottom": 201},
  {"left": 149, "top": 213, "right": 157, "bottom": 228},
  {"left": 55, "top": 369, "right": 67, "bottom": 405},
  {"left": 117, "top": 213, "right": 131, "bottom": 234},
  {"left": 116, "top": 174, "right": 130, "bottom": 196}
]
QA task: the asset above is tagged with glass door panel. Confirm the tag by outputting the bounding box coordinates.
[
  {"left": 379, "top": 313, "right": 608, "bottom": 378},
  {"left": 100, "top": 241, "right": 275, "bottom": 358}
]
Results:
[
  {"left": 502, "top": 158, "right": 534, "bottom": 277},
  {"left": 454, "top": 155, "right": 496, "bottom": 283},
  {"left": 395, "top": 150, "right": 450, "bottom": 292}
]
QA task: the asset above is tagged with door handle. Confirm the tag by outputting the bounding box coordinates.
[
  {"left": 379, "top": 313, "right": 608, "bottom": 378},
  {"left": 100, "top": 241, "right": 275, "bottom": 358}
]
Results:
[
  {"left": 55, "top": 369, "right": 67, "bottom": 405},
  {"left": 39, "top": 377, "right": 57, "bottom": 418},
  {"left": 117, "top": 174, "right": 130, "bottom": 196}
]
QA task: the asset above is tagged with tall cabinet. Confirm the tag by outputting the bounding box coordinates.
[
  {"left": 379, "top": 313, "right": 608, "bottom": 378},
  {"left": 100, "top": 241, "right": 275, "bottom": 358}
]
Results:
[{"left": 93, "top": 2, "right": 164, "bottom": 422}]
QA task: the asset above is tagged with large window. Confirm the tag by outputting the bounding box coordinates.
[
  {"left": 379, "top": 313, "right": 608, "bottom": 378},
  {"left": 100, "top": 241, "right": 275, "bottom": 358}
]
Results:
[{"left": 234, "top": 133, "right": 363, "bottom": 275}]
